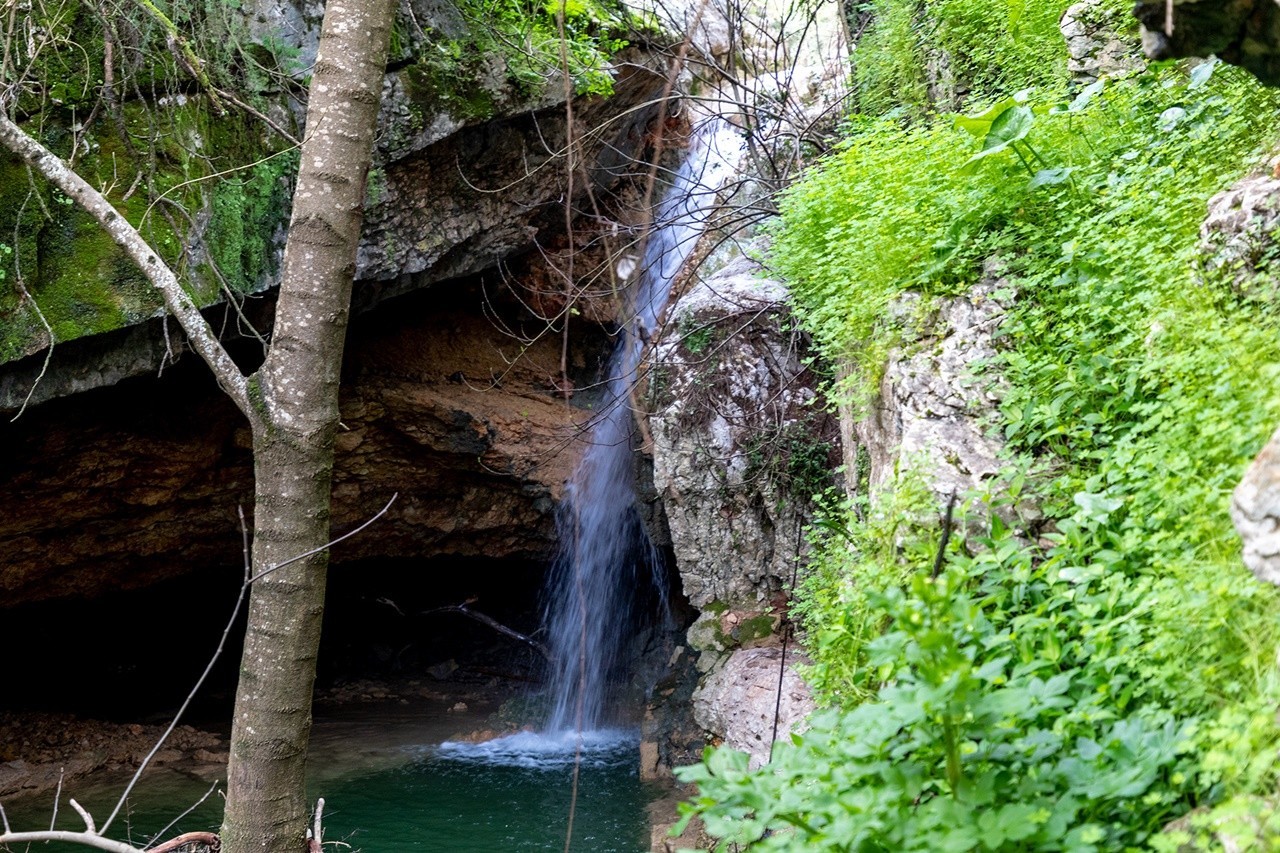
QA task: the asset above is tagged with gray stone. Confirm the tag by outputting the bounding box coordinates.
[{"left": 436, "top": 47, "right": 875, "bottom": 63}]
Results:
[
  {"left": 691, "top": 646, "right": 815, "bottom": 770},
  {"left": 1200, "top": 175, "right": 1280, "bottom": 298},
  {"left": 1060, "top": 0, "right": 1145, "bottom": 84},
  {"left": 857, "top": 270, "right": 1014, "bottom": 506},
  {"left": 1232, "top": 425, "right": 1280, "bottom": 585},
  {"left": 628, "top": 0, "right": 732, "bottom": 63},
  {"left": 649, "top": 255, "right": 833, "bottom": 616}
]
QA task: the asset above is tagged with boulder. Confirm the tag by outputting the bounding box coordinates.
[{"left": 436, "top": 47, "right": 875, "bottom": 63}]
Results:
[
  {"left": 649, "top": 255, "right": 836, "bottom": 622},
  {"left": 691, "top": 646, "right": 815, "bottom": 770},
  {"left": 1201, "top": 175, "right": 1280, "bottom": 301},
  {"left": 856, "top": 269, "right": 1014, "bottom": 505},
  {"left": 1233, "top": 428, "right": 1280, "bottom": 586},
  {"left": 1199, "top": 174, "right": 1280, "bottom": 586}
]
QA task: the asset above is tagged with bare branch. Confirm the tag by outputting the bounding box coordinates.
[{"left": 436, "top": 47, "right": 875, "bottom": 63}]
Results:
[
  {"left": 144, "top": 782, "right": 220, "bottom": 850},
  {"left": 71, "top": 798, "right": 96, "bottom": 834},
  {"left": 148, "top": 831, "right": 220, "bottom": 853},
  {"left": 421, "top": 599, "right": 551, "bottom": 660},
  {"left": 247, "top": 493, "right": 399, "bottom": 584},
  {"left": 0, "top": 829, "right": 153, "bottom": 853}
]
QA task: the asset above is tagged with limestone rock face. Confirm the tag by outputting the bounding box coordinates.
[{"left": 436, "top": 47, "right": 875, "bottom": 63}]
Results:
[
  {"left": 356, "top": 53, "right": 665, "bottom": 285},
  {"left": 628, "top": 0, "right": 732, "bottom": 64},
  {"left": 1201, "top": 175, "right": 1280, "bottom": 299},
  {"left": 645, "top": 254, "right": 832, "bottom": 771},
  {"left": 857, "top": 273, "right": 1013, "bottom": 504},
  {"left": 1196, "top": 173, "right": 1280, "bottom": 585},
  {"left": 1060, "top": 0, "right": 1145, "bottom": 84},
  {"left": 691, "top": 647, "right": 815, "bottom": 770},
  {"left": 0, "top": 26, "right": 669, "bottom": 408},
  {"left": 649, "top": 257, "right": 835, "bottom": 617},
  {"left": 1135, "top": 0, "right": 1280, "bottom": 85},
  {"left": 1231, "top": 427, "right": 1280, "bottom": 586}
]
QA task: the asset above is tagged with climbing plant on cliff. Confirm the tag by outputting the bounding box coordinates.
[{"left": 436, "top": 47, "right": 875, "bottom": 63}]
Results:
[
  {"left": 679, "top": 26, "right": 1280, "bottom": 853},
  {"left": 0, "top": 2, "right": 394, "bottom": 852}
]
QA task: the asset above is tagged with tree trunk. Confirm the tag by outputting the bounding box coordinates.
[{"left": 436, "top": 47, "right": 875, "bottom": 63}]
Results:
[{"left": 220, "top": 1, "right": 394, "bottom": 850}]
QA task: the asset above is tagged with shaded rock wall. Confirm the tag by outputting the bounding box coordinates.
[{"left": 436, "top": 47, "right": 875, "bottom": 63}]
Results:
[
  {"left": 1136, "top": 0, "right": 1280, "bottom": 85},
  {"left": 0, "top": 285, "right": 607, "bottom": 607},
  {"left": 0, "top": 20, "right": 671, "bottom": 408}
]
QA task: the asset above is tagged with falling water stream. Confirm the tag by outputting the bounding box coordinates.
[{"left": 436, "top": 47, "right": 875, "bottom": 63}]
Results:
[
  {"left": 2, "top": 120, "right": 744, "bottom": 852},
  {"left": 540, "top": 120, "right": 743, "bottom": 735}
]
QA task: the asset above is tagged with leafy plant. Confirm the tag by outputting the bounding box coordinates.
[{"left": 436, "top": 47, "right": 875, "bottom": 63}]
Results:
[{"left": 682, "top": 36, "right": 1280, "bottom": 853}]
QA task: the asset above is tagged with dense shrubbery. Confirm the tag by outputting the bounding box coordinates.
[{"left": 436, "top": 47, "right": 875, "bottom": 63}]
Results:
[
  {"left": 676, "top": 1, "right": 1280, "bottom": 849},
  {"left": 852, "top": 0, "right": 1106, "bottom": 115}
]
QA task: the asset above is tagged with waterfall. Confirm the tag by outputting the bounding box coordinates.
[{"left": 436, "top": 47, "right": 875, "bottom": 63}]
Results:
[{"left": 542, "top": 121, "right": 742, "bottom": 734}]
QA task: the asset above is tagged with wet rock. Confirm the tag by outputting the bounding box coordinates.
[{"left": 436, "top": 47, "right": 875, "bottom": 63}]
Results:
[
  {"left": 628, "top": 0, "right": 732, "bottom": 63},
  {"left": 690, "top": 646, "right": 814, "bottom": 770},
  {"left": 0, "top": 713, "right": 221, "bottom": 799},
  {"left": 647, "top": 787, "right": 713, "bottom": 852}
]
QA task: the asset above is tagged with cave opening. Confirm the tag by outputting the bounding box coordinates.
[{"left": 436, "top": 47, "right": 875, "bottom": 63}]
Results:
[{"left": 0, "top": 543, "right": 687, "bottom": 728}]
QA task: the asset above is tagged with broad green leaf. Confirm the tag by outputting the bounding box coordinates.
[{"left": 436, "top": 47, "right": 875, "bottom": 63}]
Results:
[
  {"left": 1030, "top": 167, "right": 1074, "bottom": 188},
  {"left": 1069, "top": 79, "right": 1105, "bottom": 112},
  {"left": 1189, "top": 57, "right": 1219, "bottom": 89}
]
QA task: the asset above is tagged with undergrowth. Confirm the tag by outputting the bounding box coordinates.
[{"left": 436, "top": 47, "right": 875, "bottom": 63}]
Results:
[{"left": 676, "top": 17, "right": 1280, "bottom": 853}]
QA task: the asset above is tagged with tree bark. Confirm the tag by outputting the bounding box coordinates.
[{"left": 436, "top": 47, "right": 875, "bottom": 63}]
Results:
[
  {"left": 0, "top": 0, "right": 393, "bottom": 849},
  {"left": 220, "top": 1, "right": 394, "bottom": 851}
]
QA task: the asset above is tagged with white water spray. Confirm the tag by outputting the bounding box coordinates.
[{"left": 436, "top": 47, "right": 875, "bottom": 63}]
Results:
[{"left": 541, "top": 121, "right": 744, "bottom": 735}]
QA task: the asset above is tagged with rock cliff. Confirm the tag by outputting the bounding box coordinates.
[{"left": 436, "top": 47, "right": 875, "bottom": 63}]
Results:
[
  {"left": 642, "top": 252, "right": 835, "bottom": 773},
  {"left": 0, "top": 0, "right": 677, "bottom": 606},
  {"left": 0, "top": 288, "right": 608, "bottom": 605}
]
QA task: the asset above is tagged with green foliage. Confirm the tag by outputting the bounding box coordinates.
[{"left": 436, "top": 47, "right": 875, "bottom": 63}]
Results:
[
  {"left": 853, "top": 0, "right": 1102, "bottom": 116},
  {"left": 0, "top": 0, "right": 299, "bottom": 361},
  {"left": 450, "top": 0, "right": 632, "bottom": 98},
  {"left": 682, "top": 53, "right": 1280, "bottom": 853}
]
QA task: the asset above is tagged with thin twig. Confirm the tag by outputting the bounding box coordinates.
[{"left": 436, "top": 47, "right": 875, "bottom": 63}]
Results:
[
  {"left": 247, "top": 492, "right": 398, "bottom": 583},
  {"left": 143, "top": 781, "right": 220, "bottom": 850},
  {"left": 148, "top": 831, "right": 220, "bottom": 853},
  {"left": 51, "top": 766, "right": 64, "bottom": 831},
  {"left": 421, "top": 601, "right": 551, "bottom": 660}
]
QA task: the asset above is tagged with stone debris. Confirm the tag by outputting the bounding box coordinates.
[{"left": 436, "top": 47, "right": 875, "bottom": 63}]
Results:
[{"left": 0, "top": 713, "right": 224, "bottom": 800}]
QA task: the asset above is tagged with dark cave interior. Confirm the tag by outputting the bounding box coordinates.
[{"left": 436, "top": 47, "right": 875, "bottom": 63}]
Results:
[{"left": 0, "top": 546, "right": 685, "bottom": 726}]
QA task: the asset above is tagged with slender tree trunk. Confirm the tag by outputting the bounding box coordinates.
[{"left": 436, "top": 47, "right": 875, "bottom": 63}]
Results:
[
  {"left": 0, "top": 0, "right": 393, "bottom": 848},
  {"left": 221, "top": 1, "right": 394, "bottom": 850}
]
